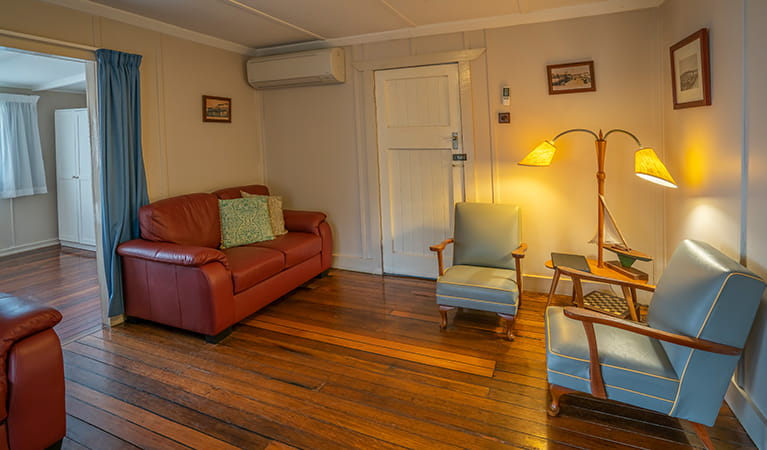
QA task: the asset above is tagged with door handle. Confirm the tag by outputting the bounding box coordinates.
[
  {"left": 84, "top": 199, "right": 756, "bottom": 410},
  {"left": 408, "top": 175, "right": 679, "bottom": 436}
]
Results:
[{"left": 451, "top": 132, "right": 459, "bottom": 150}]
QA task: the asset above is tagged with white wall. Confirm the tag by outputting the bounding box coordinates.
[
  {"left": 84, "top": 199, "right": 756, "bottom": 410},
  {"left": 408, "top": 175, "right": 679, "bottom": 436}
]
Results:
[
  {"left": 737, "top": 0, "right": 767, "bottom": 446},
  {"left": 0, "top": 87, "right": 86, "bottom": 255},
  {"left": 261, "top": 8, "right": 666, "bottom": 288},
  {"left": 659, "top": 0, "right": 767, "bottom": 445}
]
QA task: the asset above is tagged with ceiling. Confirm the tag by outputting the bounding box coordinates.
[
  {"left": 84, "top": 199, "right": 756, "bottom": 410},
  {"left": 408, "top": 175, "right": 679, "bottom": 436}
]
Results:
[
  {"left": 54, "top": 0, "right": 663, "bottom": 53},
  {"left": 0, "top": 49, "right": 86, "bottom": 93},
  {"left": 0, "top": 0, "right": 660, "bottom": 90}
]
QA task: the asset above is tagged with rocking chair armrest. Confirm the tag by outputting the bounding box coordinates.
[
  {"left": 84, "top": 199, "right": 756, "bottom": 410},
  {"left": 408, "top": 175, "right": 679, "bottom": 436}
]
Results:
[
  {"left": 429, "top": 238, "right": 454, "bottom": 277},
  {"left": 556, "top": 266, "right": 656, "bottom": 292},
  {"left": 563, "top": 306, "right": 742, "bottom": 355},
  {"left": 512, "top": 243, "right": 528, "bottom": 258}
]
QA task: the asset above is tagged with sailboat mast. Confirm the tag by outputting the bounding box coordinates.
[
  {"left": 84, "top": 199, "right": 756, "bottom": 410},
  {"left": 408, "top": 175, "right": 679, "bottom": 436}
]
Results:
[{"left": 596, "top": 130, "right": 607, "bottom": 267}]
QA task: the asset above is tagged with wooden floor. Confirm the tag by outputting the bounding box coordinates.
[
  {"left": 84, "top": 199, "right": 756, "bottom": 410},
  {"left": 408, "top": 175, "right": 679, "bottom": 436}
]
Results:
[
  {"left": 0, "top": 245, "right": 101, "bottom": 343},
  {"left": 0, "top": 248, "right": 757, "bottom": 449}
]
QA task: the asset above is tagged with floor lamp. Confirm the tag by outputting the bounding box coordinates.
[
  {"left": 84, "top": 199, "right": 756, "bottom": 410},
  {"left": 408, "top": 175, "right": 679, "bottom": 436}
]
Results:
[{"left": 518, "top": 128, "right": 677, "bottom": 268}]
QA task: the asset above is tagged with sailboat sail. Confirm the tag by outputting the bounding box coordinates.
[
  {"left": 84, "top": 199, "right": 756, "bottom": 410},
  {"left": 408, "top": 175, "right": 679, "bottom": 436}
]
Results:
[{"left": 588, "top": 195, "right": 629, "bottom": 249}]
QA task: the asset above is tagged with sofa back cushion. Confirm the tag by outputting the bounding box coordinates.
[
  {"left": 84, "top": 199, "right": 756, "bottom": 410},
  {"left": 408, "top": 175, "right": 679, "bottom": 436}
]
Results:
[
  {"left": 139, "top": 193, "right": 221, "bottom": 248},
  {"left": 213, "top": 184, "right": 270, "bottom": 200}
]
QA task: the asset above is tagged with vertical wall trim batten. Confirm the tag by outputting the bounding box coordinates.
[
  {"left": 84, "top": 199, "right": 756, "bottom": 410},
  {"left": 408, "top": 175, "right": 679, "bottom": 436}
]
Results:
[{"left": 739, "top": 0, "right": 749, "bottom": 267}]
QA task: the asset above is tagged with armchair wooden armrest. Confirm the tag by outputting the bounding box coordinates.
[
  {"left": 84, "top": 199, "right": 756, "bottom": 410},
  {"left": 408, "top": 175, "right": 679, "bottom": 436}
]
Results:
[
  {"left": 512, "top": 243, "right": 528, "bottom": 258},
  {"left": 561, "top": 305, "right": 742, "bottom": 400},
  {"left": 511, "top": 243, "right": 528, "bottom": 296},
  {"left": 429, "top": 238, "right": 454, "bottom": 276}
]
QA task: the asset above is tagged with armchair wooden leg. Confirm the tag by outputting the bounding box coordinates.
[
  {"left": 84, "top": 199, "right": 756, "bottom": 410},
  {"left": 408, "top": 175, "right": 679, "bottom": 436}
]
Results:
[
  {"left": 547, "top": 384, "right": 576, "bottom": 417},
  {"left": 438, "top": 305, "right": 455, "bottom": 329},
  {"left": 497, "top": 313, "right": 516, "bottom": 341},
  {"left": 689, "top": 421, "right": 715, "bottom": 450}
]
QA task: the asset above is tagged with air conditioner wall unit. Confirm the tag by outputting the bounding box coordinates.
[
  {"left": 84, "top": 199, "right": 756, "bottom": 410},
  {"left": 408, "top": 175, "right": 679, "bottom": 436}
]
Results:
[{"left": 246, "top": 48, "right": 345, "bottom": 89}]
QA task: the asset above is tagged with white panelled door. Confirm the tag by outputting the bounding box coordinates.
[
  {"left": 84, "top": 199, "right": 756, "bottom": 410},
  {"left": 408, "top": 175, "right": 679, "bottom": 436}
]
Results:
[
  {"left": 55, "top": 108, "right": 95, "bottom": 249},
  {"left": 374, "top": 64, "right": 463, "bottom": 278}
]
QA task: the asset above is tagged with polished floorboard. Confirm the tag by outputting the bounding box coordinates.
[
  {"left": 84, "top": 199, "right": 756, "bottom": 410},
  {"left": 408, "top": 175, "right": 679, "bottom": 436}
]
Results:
[
  {"left": 0, "top": 248, "right": 757, "bottom": 448},
  {"left": 0, "top": 245, "right": 101, "bottom": 343}
]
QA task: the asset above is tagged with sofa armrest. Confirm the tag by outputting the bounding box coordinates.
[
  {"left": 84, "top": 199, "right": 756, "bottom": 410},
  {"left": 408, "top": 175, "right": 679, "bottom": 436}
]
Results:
[
  {"left": 118, "top": 239, "right": 229, "bottom": 270},
  {"left": 0, "top": 294, "right": 62, "bottom": 420},
  {"left": 283, "top": 210, "right": 327, "bottom": 235}
]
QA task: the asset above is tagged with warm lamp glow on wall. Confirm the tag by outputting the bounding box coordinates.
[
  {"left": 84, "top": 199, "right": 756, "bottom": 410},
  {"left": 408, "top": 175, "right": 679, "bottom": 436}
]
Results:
[{"left": 519, "top": 128, "right": 677, "bottom": 270}]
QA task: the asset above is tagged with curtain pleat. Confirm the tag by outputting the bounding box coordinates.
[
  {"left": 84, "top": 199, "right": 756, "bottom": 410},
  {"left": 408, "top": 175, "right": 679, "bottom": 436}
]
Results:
[{"left": 96, "top": 49, "right": 149, "bottom": 317}]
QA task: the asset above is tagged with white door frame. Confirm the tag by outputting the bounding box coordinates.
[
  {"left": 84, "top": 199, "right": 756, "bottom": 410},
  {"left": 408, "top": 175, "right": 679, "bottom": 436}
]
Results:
[{"left": 351, "top": 48, "right": 485, "bottom": 275}]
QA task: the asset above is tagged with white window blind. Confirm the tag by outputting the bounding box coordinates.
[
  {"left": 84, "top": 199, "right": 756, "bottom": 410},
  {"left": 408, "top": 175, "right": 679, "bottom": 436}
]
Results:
[{"left": 0, "top": 93, "right": 47, "bottom": 199}]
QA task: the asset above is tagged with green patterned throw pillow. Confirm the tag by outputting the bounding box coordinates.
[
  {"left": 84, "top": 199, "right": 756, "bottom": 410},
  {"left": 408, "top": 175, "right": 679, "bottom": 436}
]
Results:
[
  {"left": 218, "top": 197, "right": 274, "bottom": 249},
  {"left": 241, "top": 191, "right": 288, "bottom": 236}
]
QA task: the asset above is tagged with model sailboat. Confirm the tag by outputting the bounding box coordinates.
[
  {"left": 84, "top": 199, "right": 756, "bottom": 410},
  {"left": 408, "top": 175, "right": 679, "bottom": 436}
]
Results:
[{"left": 589, "top": 195, "right": 651, "bottom": 279}]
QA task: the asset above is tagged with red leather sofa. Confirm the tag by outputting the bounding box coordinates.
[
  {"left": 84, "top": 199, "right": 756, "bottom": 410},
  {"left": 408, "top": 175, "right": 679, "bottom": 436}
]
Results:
[
  {"left": 117, "top": 184, "right": 332, "bottom": 342},
  {"left": 0, "top": 293, "right": 66, "bottom": 450}
]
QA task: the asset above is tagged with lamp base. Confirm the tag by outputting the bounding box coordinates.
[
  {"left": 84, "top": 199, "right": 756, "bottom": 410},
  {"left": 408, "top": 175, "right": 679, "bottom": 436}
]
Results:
[{"left": 605, "top": 260, "right": 649, "bottom": 281}]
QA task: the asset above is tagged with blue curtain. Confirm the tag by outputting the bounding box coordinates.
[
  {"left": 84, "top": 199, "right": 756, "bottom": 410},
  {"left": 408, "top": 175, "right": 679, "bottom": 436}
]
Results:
[{"left": 96, "top": 49, "right": 149, "bottom": 317}]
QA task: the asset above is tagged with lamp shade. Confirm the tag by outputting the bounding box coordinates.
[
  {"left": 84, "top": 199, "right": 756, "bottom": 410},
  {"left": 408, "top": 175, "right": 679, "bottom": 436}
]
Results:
[
  {"left": 519, "top": 140, "right": 557, "bottom": 166},
  {"left": 634, "top": 147, "right": 677, "bottom": 188}
]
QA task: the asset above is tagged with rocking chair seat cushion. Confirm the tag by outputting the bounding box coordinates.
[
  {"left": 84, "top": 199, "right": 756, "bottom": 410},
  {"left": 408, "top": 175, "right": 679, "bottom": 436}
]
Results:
[
  {"left": 545, "top": 306, "right": 680, "bottom": 415},
  {"left": 436, "top": 265, "right": 518, "bottom": 315}
]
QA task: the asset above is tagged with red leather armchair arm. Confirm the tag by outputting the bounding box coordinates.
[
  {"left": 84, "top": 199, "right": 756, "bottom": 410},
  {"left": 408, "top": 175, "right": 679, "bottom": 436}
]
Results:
[
  {"left": 283, "top": 210, "right": 327, "bottom": 235},
  {"left": 118, "top": 239, "right": 229, "bottom": 270},
  {"left": 0, "top": 294, "right": 65, "bottom": 449}
]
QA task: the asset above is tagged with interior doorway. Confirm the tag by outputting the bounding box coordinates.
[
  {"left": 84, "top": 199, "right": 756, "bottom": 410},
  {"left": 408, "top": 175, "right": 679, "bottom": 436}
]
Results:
[
  {"left": 0, "top": 46, "right": 105, "bottom": 339},
  {"left": 374, "top": 64, "right": 464, "bottom": 279}
]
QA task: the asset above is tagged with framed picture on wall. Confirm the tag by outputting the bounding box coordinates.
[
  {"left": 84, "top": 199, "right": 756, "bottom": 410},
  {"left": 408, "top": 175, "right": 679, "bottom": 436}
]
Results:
[
  {"left": 670, "top": 28, "right": 711, "bottom": 109},
  {"left": 202, "top": 95, "right": 232, "bottom": 122},
  {"left": 546, "top": 60, "right": 596, "bottom": 95}
]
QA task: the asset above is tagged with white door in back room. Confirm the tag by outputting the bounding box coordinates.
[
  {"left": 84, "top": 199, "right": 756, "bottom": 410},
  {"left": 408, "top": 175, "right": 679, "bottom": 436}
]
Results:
[
  {"left": 55, "top": 108, "right": 95, "bottom": 249},
  {"left": 374, "top": 63, "right": 464, "bottom": 279}
]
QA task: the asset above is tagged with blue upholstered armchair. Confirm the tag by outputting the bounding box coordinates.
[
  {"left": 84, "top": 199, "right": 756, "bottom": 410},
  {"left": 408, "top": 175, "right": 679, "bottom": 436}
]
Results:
[
  {"left": 545, "top": 240, "right": 765, "bottom": 448},
  {"left": 430, "top": 202, "right": 527, "bottom": 340}
]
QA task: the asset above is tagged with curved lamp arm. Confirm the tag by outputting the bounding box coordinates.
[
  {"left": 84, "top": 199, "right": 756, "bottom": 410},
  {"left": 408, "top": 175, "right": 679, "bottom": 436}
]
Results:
[
  {"left": 603, "top": 128, "right": 642, "bottom": 146},
  {"left": 552, "top": 128, "right": 599, "bottom": 142}
]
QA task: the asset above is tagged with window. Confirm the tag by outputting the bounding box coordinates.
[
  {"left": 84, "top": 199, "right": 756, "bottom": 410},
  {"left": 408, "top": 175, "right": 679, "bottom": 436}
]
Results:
[{"left": 0, "top": 93, "right": 47, "bottom": 199}]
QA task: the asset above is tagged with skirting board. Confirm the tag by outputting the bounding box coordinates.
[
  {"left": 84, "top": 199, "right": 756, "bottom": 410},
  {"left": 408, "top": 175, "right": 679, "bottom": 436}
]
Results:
[
  {"left": 726, "top": 382, "right": 767, "bottom": 449},
  {"left": 0, "top": 239, "right": 59, "bottom": 257},
  {"left": 60, "top": 240, "right": 97, "bottom": 252}
]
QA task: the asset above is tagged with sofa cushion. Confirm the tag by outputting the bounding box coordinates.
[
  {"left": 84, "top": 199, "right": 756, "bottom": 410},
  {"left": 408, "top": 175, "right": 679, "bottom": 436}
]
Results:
[
  {"left": 213, "top": 184, "right": 270, "bottom": 200},
  {"left": 251, "top": 232, "right": 322, "bottom": 268},
  {"left": 241, "top": 191, "right": 288, "bottom": 237},
  {"left": 221, "top": 246, "right": 285, "bottom": 293},
  {"left": 219, "top": 197, "right": 274, "bottom": 249},
  {"left": 139, "top": 193, "right": 220, "bottom": 248}
]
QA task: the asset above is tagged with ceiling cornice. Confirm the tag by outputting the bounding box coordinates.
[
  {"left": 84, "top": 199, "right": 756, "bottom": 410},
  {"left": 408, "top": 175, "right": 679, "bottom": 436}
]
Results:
[{"left": 41, "top": 0, "right": 251, "bottom": 54}]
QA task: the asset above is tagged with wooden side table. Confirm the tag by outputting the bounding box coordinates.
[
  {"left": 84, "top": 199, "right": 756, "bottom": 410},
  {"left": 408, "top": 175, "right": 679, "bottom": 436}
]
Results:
[{"left": 545, "top": 258, "right": 646, "bottom": 321}]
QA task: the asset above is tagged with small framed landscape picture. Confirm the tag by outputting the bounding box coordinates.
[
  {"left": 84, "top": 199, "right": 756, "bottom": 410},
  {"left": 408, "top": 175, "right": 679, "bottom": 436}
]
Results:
[
  {"left": 670, "top": 28, "right": 711, "bottom": 109},
  {"left": 546, "top": 60, "right": 596, "bottom": 95},
  {"left": 202, "top": 95, "right": 232, "bottom": 122}
]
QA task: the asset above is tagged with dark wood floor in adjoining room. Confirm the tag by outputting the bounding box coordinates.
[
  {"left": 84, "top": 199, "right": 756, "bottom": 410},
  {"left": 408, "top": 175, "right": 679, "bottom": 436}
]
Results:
[
  {"left": 54, "top": 270, "right": 754, "bottom": 449},
  {"left": 0, "top": 245, "right": 101, "bottom": 343}
]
